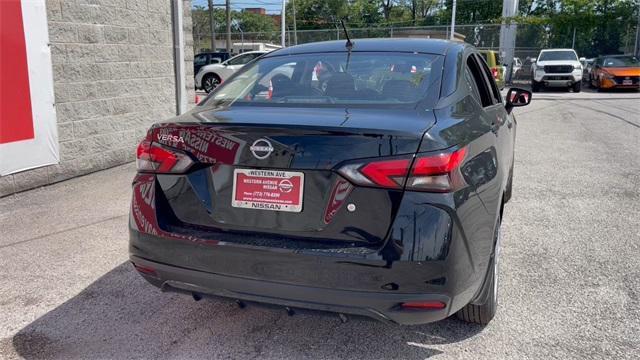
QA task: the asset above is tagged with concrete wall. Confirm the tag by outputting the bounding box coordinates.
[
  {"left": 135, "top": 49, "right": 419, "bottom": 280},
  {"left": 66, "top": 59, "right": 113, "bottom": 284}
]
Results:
[{"left": 0, "top": 0, "right": 194, "bottom": 197}]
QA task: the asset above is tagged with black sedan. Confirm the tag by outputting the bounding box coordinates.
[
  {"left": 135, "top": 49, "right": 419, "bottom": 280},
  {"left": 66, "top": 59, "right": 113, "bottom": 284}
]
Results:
[{"left": 130, "top": 39, "right": 531, "bottom": 325}]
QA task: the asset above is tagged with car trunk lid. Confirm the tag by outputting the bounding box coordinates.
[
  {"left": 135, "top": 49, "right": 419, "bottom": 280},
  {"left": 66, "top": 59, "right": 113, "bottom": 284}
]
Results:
[{"left": 150, "top": 106, "right": 435, "bottom": 245}]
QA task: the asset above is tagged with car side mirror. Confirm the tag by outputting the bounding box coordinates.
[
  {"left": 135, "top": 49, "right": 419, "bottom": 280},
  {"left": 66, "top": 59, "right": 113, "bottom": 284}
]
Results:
[
  {"left": 505, "top": 87, "right": 532, "bottom": 114},
  {"left": 579, "top": 57, "right": 586, "bottom": 62}
]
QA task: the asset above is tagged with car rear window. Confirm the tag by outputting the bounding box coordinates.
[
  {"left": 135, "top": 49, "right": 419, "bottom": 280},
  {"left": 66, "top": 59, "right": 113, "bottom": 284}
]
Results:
[
  {"left": 538, "top": 51, "right": 578, "bottom": 61},
  {"left": 204, "top": 52, "right": 442, "bottom": 108}
]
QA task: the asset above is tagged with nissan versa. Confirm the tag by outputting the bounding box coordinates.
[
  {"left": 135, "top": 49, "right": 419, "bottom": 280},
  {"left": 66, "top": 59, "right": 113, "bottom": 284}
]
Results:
[{"left": 130, "top": 39, "right": 531, "bottom": 325}]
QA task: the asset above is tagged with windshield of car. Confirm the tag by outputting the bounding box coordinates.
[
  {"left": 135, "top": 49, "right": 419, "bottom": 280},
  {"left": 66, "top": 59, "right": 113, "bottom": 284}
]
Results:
[
  {"left": 603, "top": 56, "right": 640, "bottom": 67},
  {"left": 204, "top": 52, "right": 441, "bottom": 108},
  {"left": 538, "top": 51, "right": 578, "bottom": 61}
]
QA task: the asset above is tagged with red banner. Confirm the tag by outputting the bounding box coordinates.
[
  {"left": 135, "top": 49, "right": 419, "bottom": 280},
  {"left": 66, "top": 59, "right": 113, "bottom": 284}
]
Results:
[{"left": 0, "top": 0, "right": 35, "bottom": 144}]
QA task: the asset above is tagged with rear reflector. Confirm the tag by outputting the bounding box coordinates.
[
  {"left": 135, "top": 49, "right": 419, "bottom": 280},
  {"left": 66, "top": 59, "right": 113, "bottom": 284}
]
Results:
[
  {"left": 338, "top": 147, "right": 467, "bottom": 192},
  {"left": 136, "top": 140, "right": 194, "bottom": 174},
  {"left": 401, "top": 301, "right": 446, "bottom": 310},
  {"left": 132, "top": 262, "right": 158, "bottom": 277}
]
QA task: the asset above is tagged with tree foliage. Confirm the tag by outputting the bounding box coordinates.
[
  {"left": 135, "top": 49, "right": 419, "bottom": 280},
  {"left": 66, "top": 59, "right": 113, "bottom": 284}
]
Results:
[{"left": 193, "top": 0, "right": 639, "bottom": 57}]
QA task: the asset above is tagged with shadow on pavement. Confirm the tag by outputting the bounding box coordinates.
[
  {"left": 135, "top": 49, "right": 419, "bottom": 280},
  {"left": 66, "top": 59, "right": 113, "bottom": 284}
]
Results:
[{"left": 12, "top": 263, "right": 484, "bottom": 359}]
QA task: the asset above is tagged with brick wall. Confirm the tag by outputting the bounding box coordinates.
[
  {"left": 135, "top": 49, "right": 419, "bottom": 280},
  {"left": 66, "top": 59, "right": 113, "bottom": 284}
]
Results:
[{"left": 0, "top": 0, "right": 194, "bottom": 197}]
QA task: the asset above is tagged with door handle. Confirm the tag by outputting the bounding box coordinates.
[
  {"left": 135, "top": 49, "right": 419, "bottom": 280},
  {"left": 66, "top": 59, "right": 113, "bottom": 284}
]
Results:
[{"left": 491, "top": 119, "right": 500, "bottom": 134}]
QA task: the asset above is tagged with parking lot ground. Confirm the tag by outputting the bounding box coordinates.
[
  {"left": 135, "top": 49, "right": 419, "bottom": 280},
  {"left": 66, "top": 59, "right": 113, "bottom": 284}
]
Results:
[{"left": 1, "top": 91, "right": 639, "bottom": 359}]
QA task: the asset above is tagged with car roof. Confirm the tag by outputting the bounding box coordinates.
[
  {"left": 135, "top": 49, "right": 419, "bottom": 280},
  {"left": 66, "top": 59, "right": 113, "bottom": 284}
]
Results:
[
  {"left": 540, "top": 49, "right": 576, "bottom": 52},
  {"left": 266, "top": 38, "right": 462, "bottom": 57}
]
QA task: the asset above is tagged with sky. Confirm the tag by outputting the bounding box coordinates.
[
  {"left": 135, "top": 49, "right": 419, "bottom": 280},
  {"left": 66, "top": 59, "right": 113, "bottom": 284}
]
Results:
[{"left": 191, "top": 0, "right": 285, "bottom": 15}]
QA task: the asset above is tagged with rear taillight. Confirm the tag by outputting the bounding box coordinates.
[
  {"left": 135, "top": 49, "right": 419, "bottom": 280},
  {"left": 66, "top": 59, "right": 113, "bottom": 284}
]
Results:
[
  {"left": 491, "top": 67, "right": 499, "bottom": 79},
  {"left": 136, "top": 140, "right": 194, "bottom": 173},
  {"left": 338, "top": 147, "right": 467, "bottom": 192},
  {"left": 407, "top": 148, "right": 467, "bottom": 192}
]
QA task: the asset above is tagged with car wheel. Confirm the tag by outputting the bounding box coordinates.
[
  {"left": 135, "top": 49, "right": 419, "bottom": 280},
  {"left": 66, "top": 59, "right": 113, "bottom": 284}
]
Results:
[
  {"left": 531, "top": 80, "right": 540, "bottom": 92},
  {"left": 456, "top": 216, "right": 501, "bottom": 325},
  {"left": 203, "top": 74, "right": 221, "bottom": 93},
  {"left": 572, "top": 82, "right": 581, "bottom": 93}
]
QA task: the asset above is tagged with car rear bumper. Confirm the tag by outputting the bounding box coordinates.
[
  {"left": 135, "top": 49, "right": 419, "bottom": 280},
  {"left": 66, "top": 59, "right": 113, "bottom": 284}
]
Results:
[
  {"left": 129, "top": 173, "right": 498, "bottom": 325},
  {"left": 131, "top": 254, "right": 452, "bottom": 325}
]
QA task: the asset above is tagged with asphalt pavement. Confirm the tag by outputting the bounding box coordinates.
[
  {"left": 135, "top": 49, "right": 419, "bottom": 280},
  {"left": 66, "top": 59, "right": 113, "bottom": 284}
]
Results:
[{"left": 1, "top": 89, "right": 639, "bottom": 359}]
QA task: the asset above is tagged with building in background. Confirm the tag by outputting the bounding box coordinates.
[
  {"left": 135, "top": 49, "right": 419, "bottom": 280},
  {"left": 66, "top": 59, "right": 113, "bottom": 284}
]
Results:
[
  {"left": 244, "top": 8, "right": 266, "bottom": 15},
  {"left": 0, "top": 0, "right": 195, "bottom": 197}
]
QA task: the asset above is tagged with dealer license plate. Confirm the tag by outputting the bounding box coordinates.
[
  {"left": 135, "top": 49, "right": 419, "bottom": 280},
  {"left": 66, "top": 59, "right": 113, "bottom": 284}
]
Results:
[{"left": 232, "top": 169, "right": 304, "bottom": 212}]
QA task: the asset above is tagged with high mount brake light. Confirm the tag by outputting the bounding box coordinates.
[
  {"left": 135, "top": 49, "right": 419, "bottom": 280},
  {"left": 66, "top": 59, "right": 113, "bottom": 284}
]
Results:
[
  {"left": 338, "top": 147, "right": 467, "bottom": 192},
  {"left": 136, "top": 140, "right": 194, "bottom": 174}
]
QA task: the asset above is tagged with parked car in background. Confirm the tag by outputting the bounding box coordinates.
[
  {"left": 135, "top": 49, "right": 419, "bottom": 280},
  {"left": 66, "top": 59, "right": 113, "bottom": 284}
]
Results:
[
  {"left": 581, "top": 58, "right": 595, "bottom": 84},
  {"left": 515, "top": 57, "right": 535, "bottom": 80},
  {"left": 511, "top": 57, "right": 522, "bottom": 78},
  {"left": 195, "top": 51, "right": 268, "bottom": 93},
  {"left": 130, "top": 38, "right": 532, "bottom": 326},
  {"left": 478, "top": 50, "right": 505, "bottom": 89},
  {"left": 589, "top": 55, "right": 640, "bottom": 90},
  {"left": 194, "top": 52, "right": 230, "bottom": 75},
  {"left": 531, "top": 49, "right": 582, "bottom": 92}
]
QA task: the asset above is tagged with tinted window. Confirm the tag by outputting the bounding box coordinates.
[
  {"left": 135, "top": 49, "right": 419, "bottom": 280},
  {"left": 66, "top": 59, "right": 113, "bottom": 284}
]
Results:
[
  {"left": 475, "top": 54, "right": 502, "bottom": 103},
  {"left": 464, "top": 67, "right": 482, "bottom": 103},
  {"left": 205, "top": 52, "right": 441, "bottom": 108},
  {"left": 194, "top": 55, "right": 207, "bottom": 66},
  {"left": 466, "top": 55, "right": 492, "bottom": 107},
  {"left": 538, "top": 51, "right": 578, "bottom": 61},
  {"left": 227, "top": 53, "right": 259, "bottom": 66},
  {"left": 603, "top": 56, "right": 639, "bottom": 67}
]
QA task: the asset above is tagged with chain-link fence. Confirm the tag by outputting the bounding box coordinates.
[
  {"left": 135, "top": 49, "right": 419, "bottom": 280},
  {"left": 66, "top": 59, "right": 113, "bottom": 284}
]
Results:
[{"left": 194, "top": 22, "right": 639, "bottom": 86}]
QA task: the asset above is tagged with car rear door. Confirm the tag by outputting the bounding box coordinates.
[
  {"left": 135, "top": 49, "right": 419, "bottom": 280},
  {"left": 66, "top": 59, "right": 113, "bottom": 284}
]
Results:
[{"left": 465, "top": 53, "right": 510, "bottom": 215}]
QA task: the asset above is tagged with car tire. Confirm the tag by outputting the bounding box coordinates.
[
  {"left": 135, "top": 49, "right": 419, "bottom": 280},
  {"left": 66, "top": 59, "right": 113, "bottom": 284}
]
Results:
[
  {"left": 456, "top": 216, "right": 501, "bottom": 325},
  {"left": 572, "top": 82, "right": 581, "bottom": 93},
  {"left": 203, "top": 73, "right": 221, "bottom": 93},
  {"left": 531, "top": 80, "right": 540, "bottom": 92}
]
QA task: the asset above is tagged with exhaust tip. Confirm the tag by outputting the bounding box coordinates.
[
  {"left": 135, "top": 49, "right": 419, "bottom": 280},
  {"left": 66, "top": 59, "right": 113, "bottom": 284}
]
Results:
[{"left": 285, "top": 307, "right": 295, "bottom": 316}]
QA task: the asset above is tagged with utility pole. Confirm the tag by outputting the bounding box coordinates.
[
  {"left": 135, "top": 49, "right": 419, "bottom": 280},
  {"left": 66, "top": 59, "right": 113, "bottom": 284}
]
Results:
[
  {"left": 571, "top": 27, "right": 576, "bottom": 49},
  {"left": 281, "top": 0, "right": 286, "bottom": 47},
  {"left": 225, "top": 0, "right": 231, "bottom": 54},
  {"left": 450, "top": 0, "right": 457, "bottom": 40},
  {"left": 500, "top": 0, "right": 519, "bottom": 84},
  {"left": 207, "top": 0, "right": 216, "bottom": 51},
  {"left": 635, "top": 1, "right": 640, "bottom": 57},
  {"left": 292, "top": 0, "right": 297, "bottom": 45}
]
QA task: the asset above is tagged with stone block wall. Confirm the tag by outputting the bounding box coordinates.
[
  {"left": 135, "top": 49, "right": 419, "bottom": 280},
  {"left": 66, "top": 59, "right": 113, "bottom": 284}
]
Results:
[{"left": 0, "top": 0, "right": 194, "bottom": 197}]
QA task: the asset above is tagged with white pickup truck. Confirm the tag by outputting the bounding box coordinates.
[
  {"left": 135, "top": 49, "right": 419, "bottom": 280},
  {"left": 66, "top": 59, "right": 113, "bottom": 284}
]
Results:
[{"left": 531, "top": 49, "right": 583, "bottom": 92}]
